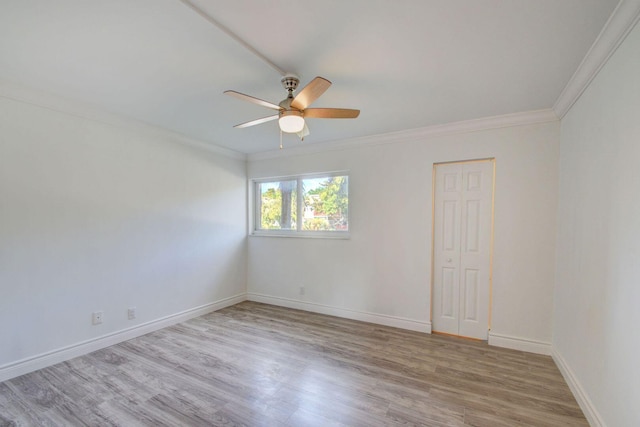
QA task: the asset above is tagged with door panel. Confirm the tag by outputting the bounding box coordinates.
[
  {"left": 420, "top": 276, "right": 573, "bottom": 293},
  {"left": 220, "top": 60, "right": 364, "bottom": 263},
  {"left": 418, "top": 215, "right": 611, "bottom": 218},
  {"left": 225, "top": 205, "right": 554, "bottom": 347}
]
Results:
[
  {"left": 441, "top": 267, "right": 456, "bottom": 317},
  {"left": 442, "top": 200, "right": 458, "bottom": 251},
  {"left": 432, "top": 167, "right": 462, "bottom": 335},
  {"left": 432, "top": 160, "right": 493, "bottom": 340},
  {"left": 465, "top": 200, "right": 481, "bottom": 252},
  {"left": 463, "top": 268, "right": 479, "bottom": 321}
]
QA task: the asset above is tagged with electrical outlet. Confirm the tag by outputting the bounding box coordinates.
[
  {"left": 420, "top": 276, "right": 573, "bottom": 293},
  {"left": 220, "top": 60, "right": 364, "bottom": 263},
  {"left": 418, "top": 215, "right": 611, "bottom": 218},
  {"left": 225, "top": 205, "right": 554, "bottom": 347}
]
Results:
[
  {"left": 128, "top": 307, "right": 136, "bottom": 320},
  {"left": 92, "top": 311, "right": 103, "bottom": 325},
  {"left": 299, "top": 286, "right": 305, "bottom": 295}
]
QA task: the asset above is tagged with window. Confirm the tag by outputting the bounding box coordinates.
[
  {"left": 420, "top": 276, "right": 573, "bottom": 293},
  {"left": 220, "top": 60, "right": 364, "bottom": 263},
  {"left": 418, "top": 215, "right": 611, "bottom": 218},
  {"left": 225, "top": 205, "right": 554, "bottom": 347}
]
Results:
[{"left": 253, "top": 173, "right": 349, "bottom": 236}]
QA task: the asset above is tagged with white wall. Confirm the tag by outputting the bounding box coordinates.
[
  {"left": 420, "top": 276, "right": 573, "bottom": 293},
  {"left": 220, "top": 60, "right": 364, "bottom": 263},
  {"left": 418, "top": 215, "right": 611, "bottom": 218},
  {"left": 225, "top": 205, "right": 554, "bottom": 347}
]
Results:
[
  {"left": 0, "top": 95, "right": 247, "bottom": 372},
  {"left": 248, "top": 120, "right": 560, "bottom": 351},
  {"left": 554, "top": 20, "right": 640, "bottom": 427}
]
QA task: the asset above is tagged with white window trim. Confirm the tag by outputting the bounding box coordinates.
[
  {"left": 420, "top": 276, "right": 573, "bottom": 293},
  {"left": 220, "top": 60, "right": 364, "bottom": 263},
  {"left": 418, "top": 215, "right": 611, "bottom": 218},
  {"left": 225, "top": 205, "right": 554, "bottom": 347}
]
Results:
[{"left": 250, "top": 171, "right": 350, "bottom": 239}]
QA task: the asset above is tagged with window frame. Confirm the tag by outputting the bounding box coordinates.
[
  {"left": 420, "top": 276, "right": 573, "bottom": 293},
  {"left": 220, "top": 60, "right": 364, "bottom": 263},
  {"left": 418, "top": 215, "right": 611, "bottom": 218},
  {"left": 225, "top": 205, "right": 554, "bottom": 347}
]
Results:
[{"left": 251, "top": 171, "right": 350, "bottom": 239}]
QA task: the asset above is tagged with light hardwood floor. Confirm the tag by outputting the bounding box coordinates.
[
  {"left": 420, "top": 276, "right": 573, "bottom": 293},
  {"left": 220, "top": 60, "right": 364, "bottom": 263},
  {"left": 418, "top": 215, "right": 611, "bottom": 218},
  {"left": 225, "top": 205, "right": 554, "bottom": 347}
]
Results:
[{"left": 0, "top": 302, "right": 586, "bottom": 426}]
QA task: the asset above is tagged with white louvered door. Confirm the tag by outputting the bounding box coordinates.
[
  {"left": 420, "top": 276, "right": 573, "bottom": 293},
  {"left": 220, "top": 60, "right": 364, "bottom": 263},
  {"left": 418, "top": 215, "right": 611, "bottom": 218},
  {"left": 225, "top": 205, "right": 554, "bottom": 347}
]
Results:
[{"left": 432, "top": 160, "right": 493, "bottom": 340}]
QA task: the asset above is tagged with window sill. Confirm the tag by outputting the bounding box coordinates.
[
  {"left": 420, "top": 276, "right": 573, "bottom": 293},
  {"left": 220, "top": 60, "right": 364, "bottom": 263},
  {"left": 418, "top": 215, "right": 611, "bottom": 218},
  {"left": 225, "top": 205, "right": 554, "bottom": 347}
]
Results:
[{"left": 250, "top": 231, "right": 351, "bottom": 240}]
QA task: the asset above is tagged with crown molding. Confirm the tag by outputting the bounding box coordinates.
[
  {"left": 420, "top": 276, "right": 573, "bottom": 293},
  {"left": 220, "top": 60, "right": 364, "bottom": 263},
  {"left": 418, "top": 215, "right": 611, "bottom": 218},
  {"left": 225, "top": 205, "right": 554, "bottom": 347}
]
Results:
[
  {"left": 553, "top": 0, "right": 640, "bottom": 118},
  {"left": 0, "top": 80, "right": 246, "bottom": 161},
  {"left": 247, "top": 109, "right": 558, "bottom": 162}
]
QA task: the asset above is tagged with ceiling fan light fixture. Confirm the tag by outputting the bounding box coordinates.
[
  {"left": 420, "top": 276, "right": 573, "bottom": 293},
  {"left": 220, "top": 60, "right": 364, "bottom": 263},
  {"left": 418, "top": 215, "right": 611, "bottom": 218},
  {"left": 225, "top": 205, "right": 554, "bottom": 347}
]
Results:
[{"left": 279, "top": 110, "right": 305, "bottom": 133}]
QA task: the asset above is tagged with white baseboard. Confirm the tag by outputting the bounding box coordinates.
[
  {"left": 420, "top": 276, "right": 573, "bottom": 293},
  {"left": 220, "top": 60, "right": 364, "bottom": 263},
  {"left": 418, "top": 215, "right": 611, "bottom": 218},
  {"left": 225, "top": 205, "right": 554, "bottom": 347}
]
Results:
[
  {"left": 488, "top": 331, "right": 551, "bottom": 355},
  {"left": 0, "top": 293, "right": 247, "bottom": 383},
  {"left": 552, "top": 348, "right": 604, "bottom": 427},
  {"left": 247, "top": 292, "right": 431, "bottom": 333}
]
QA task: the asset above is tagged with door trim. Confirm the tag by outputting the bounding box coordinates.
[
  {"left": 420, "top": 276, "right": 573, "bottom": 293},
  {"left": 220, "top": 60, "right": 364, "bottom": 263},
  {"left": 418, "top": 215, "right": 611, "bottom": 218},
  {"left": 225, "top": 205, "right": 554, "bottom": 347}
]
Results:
[{"left": 430, "top": 157, "right": 496, "bottom": 337}]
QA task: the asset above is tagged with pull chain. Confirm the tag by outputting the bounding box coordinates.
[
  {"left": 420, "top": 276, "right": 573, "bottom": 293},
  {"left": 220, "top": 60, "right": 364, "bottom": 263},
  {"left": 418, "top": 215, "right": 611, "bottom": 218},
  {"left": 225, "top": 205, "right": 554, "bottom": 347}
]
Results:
[{"left": 279, "top": 129, "right": 283, "bottom": 149}]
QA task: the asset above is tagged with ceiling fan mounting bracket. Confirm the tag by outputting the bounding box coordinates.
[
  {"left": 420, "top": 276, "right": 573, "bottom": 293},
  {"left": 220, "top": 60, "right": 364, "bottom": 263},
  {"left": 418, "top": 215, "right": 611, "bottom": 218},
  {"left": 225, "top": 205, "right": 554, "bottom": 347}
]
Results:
[{"left": 281, "top": 74, "right": 300, "bottom": 94}]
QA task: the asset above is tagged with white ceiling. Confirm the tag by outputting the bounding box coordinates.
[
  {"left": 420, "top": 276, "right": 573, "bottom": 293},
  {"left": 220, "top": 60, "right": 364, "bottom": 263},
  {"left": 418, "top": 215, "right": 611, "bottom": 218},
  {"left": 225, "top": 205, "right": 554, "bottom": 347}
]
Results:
[{"left": 0, "top": 0, "right": 620, "bottom": 154}]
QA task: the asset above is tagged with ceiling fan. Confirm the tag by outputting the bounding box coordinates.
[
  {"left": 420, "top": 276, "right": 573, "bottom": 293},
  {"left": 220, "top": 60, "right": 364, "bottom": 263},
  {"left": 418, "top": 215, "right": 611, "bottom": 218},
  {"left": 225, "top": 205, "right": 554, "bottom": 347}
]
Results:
[{"left": 224, "top": 75, "right": 360, "bottom": 140}]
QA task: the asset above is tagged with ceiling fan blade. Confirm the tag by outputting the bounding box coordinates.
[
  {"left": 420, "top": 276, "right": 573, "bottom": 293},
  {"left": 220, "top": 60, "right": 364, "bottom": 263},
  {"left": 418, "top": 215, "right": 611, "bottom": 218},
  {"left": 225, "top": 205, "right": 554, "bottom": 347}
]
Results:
[
  {"left": 291, "top": 76, "right": 331, "bottom": 110},
  {"left": 224, "top": 90, "right": 282, "bottom": 111},
  {"left": 304, "top": 108, "right": 360, "bottom": 119},
  {"left": 234, "top": 114, "right": 279, "bottom": 128}
]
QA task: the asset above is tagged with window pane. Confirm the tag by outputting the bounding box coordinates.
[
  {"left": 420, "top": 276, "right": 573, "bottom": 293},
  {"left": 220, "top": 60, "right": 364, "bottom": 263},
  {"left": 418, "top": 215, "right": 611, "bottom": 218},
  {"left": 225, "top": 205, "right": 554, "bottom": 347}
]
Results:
[
  {"left": 257, "top": 180, "right": 297, "bottom": 230},
  {"left": 301, "top": 176, "right": 348, "bottom": 231}
]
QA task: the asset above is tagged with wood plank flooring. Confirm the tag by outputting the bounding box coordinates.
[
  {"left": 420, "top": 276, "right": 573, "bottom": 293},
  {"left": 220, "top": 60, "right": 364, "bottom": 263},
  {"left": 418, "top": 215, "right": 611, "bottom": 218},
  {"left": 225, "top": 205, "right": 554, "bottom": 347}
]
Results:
[{"left": 0, "top": 301, "right": 587, "bottom": 426}]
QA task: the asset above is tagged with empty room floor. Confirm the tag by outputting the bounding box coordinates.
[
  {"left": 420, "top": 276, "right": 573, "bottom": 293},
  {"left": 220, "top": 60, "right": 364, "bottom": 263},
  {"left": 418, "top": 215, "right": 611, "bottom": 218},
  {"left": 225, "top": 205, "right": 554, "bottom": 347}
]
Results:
[{"left": 0, "top": 302, "right": 586, "bottom": 426}]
